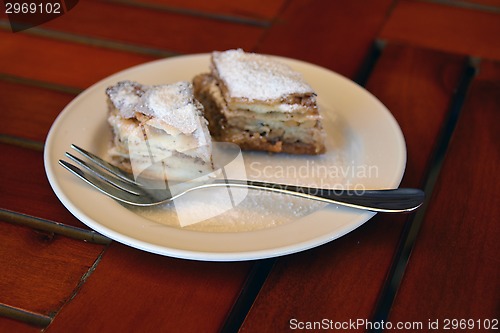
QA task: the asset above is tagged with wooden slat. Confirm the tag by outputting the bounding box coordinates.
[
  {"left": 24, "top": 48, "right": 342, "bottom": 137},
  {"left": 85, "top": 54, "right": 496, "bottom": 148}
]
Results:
[
  {"left": 0, "top": 317, "right": 42, "bottom": 333},
  {"left": 0, "top": 221, "right": 105, "bottom": 316},
  {"left": 46, "top": 243, "right": 253, "bottom": 333},
  {"left": 380, "top": 0, "right": 500, "bottom": 61},
  {"left": 255, "top": 0, "right": 394, "bottom": 79},
  {"left": 42, "top": 0, "right": 263, "bottom": 53},
  {"left": 0, "top": 144, "right": 86, "bottom": 227},
  {"left": 0, "top": 31, "right": 156, "bottom": 89},
  {"left": 366, "top": 43, "right": 466, "bottom": 187},
  {"left": 239, "top": 45, "right": 466, "bottom": 333},
  {"left": 388, "top": 60, "right": 500, "bottom": 325},
  {"left": 112, "top": 0, "right": 287, "bottom": 21},
  {"left": 0, "top": 80, "right": 76, "bottom": 142}
]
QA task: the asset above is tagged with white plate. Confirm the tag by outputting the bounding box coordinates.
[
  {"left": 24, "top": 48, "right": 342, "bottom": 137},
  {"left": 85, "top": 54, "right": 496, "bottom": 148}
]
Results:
[{"left": 44, "top": 54, "right": 406, "bottom": 261}]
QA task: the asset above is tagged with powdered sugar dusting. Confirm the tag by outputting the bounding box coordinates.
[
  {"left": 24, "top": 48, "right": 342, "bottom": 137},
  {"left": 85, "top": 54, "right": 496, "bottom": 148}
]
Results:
[
  {"left": 128, "top": 191, "right": 325, "bottom": 233},
  {"left": 138, "top": 82, "right": 201, "bottom": 134},
  {"left": 213, "top": 49, "right": 314, "bottom": 101},
  {"left": 106, "top": 81, "right": 144, "bottom": 118},
  {"left": 107, "top": 81, "right": 202, "bottom": 134}
]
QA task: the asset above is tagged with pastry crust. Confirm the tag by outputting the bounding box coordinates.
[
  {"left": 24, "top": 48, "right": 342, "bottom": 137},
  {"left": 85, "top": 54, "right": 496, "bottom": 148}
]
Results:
[
  {"left": 106, "top": 80, "right": 213, "bottom": 180},
  {"left": 193, "top": 51, "right": 326, "bottom": 155}
]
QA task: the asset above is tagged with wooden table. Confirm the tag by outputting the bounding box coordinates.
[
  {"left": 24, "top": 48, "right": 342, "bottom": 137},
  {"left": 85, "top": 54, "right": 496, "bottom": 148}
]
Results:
[{"left": 1, "top": 1, "right": 499, "bottom": 332}]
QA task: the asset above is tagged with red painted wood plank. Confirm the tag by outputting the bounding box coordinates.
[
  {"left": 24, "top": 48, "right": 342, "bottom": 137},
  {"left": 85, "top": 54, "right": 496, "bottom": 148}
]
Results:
[
  {"left": 124, "top": 0, "right": 286, "bottom": 21},
  {"left": 0, "top": 31, "right": 156, "bottom": 89},
  {"left": 256, "top": 0, "right": 394, "bottom": 79},
  {"left": 366, "top": 44, "right": 466, "bottom": 187},
  {"left": 239, "top": 45, "right": 466, "bottom": 333},
  {"left": 0, "top": 81, "right": 76, "bottom": 142},
  {"left": 380, "top": 0, "right": 500, "bottom": 61},
  {"left": 0, "top": 143, "right": 87, "bottom": 228},
  {"left": 388, "top": 59, "right": 500, "bottom": 325},
  {"left": 0, "top": 221, "right": 105, "bottom": 316},
  {"left": 0, "top": 317, "right": 42, "bottom": 333},
  {"left": 46, "top": 243, "right": 252, "bottom": 333},
  {"left": 43, "top": 0, "right": 263, "bottom": 53}
]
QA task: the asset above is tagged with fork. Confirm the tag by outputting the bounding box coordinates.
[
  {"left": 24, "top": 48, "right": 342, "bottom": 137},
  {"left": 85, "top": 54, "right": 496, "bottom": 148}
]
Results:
[{"left": 58, "top": 144, "right": 424, "bottom": 213}]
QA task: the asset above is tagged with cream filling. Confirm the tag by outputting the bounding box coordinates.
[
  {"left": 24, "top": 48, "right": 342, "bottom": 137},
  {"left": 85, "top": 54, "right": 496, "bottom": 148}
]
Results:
[
  {"left": 108, "top": 109, "right": 212, "bottom": 181},
  {"left": 204, "top": 77, "right": 323, "bottom": 144},
  {"left": 228, "top": 101, "right": 310, "bottom": 114}
]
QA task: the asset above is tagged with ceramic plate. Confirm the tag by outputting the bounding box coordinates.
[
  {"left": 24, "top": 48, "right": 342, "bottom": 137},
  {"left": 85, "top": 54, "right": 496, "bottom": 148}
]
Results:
[{"left": 44, "top": 54, "right": 406, "bottom": 261}]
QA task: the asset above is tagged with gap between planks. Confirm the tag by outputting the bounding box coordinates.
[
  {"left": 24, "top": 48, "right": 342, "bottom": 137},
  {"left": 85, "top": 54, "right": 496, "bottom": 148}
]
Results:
[
  {"left": 0, "top": 209, "right": 111, "bottom": 245},
  {"left": 424, "top": 0, "right": 500, "bottom": 13},
  {"left": 367, "top": 57, "right": 479, "bottom": 333},
  {"left": 0, "top": 73, "right": 81, "bottom": 152},
  {"left": 0, "top": 243, "right": 110, "bottom": 328},
  {"left": 0, "top": 304, "right": 51, "bottom": 328},
  {"left": 0, "top": 19, "right": 178, "bottom": 58},
  {"left": 106, "top": 0, "right": 272, "bottom": 27}
]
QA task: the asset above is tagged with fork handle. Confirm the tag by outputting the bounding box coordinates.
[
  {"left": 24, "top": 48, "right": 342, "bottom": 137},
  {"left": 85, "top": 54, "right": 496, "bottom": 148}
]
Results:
[{"left": 212, "top": 179, "right": 424, "bottom": 213}]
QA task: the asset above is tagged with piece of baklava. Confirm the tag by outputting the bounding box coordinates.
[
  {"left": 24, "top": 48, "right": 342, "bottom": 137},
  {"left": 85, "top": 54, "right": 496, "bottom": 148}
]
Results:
[
  {"left": 193, "top": 49, "right": 326, "bottom": 154},
  {"left": 106, "top": 80, "right": 213, "bottom": 181}
]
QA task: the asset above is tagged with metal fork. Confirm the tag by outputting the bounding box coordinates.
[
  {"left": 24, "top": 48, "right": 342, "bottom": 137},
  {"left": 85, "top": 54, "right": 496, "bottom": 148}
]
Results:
[{"left": 58, "top": 144, "right": 424, "bottom": 213}]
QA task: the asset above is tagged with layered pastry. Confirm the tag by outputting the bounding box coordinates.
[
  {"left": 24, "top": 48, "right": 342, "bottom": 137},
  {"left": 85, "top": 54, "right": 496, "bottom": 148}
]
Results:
[
  {"left": 193, "top": 49, "right": 326, "bottom": 154},
  {"left": 106, "top": 80, "right": 213, "bottom": 181}
]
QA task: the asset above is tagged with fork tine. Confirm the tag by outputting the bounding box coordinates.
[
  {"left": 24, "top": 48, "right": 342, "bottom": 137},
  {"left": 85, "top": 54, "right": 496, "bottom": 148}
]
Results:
[
  {"left": 59, "top": 160, "right": 146, "bottom": 204},
  {"left": 71, "top": 144, "right": 136, "bottom": 183},
  {"left": 65, "top": 152, "right": 143, "bottom": 195}
]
